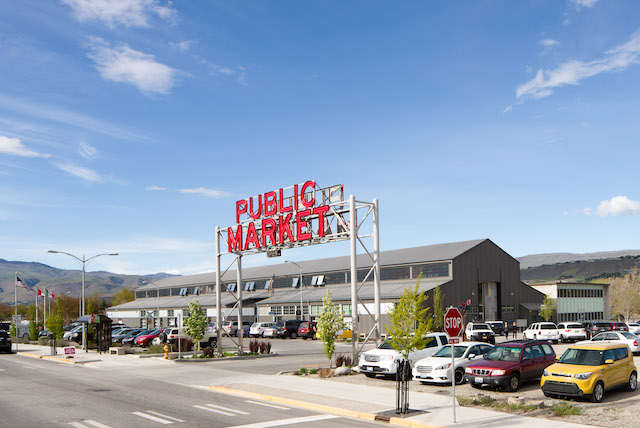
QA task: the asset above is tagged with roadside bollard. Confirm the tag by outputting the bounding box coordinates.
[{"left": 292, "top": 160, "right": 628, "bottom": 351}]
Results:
[{"left": 164, "top": 344, "right": 169, "bottom": 359}]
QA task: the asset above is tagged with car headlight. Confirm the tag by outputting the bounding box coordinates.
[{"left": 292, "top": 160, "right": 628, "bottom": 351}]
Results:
[
  {"left": 435, "top": 363, "right": 451, "bottom": 370},
  {"left": 574, "top": 372, "right": 593, "bottom": 380},
  {"left": 465, "top": 367, "right": 473, "bottom": 374},
  {"left": 380, "top": 355, "right": 394, "bottom": 361},
  {"left": 491, "top": 369, "right": 506, "bottom": 376},
  {"left": 543, "top": 369, "right": 550, "bottom": 376}
]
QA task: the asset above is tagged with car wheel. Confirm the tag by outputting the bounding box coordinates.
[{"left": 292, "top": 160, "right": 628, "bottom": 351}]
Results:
[
  {"left": 533, "top": 334, "right": 537, "bottom": 340},
  {"left": 290, "top": 332, "right": 297, "bottom": 339},
  {"left": 22, "top": 333, "right": 29, "bottom": 339},
  {"left": 625, "top": 371, "right": 637, "bottom": 392},
  {"left": 302, "top": 336, "right": 307, "bottom": 340},
  {"left": 591, "top": 381, "right": 604, "bottom": 403},
  {"left": 553, "top": 340, "right": 558, "bottom": 344},
  {"left": 454, "top": 368, "right": 465, "bottom": 385},
  {"left": 261, "top": 332, "right": 265, "bottom": 338},
  {"left": 208, "top": 338, "right": 217, "bottom": 348},
  {"left": 507, "top": 373, "right": 521, "bottom": 392}
]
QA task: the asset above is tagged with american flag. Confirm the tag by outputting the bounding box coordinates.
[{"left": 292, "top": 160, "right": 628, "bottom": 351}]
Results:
[{"left": 16, "top": 276, "right": 28, "bottom": 289}]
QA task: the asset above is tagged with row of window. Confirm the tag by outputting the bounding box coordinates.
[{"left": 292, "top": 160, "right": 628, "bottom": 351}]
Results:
[
  {"left": 558, "top": 312, "right": 604, "bottom": 322},
  {"left": 558, "top": 288, "right": 604, "bottom": 298}
]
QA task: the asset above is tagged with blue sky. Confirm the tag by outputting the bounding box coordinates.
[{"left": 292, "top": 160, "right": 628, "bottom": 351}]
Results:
[{"left": 1, "top": 0, "right": 640, "bottom": 276}]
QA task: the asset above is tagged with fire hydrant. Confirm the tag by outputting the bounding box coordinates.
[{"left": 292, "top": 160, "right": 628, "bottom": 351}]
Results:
[{"left": 164, "top": 344, "right": 169, "bottom": 359}]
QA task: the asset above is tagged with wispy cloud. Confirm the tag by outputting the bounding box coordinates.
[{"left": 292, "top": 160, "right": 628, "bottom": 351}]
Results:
[
  {"left": 0, "top": 135, "right": 50, "bottom": 158},
  {"left": 87, "top": 37, "right": 178, "bottom": 95},
  {"left": 145, "top": 185, "right": 166, "bottom": 191},
  {"left": 539, "top": 38, "right": 559, "bottom": 48},
  {"left": 178, "top": 187, "right": 230, "bottom": 198},
  {"left": 79, "top": 142, "right": 97, "bottom": 159},
  {"left": 55, "top": 162, "right": 104, "bottom": 182},
  {"left": 61, "top": 0, "right": 176, "bottom": 29},
  {"left": 509, "top": 29, "right": 640, "bottom": 106},
  {"left": 593, "top": 196, "right": 640, "bottom": 217},
  {"left": 569, "top": 0, "right": 600, "bottom": 9},
  {"left": 169, "top": 40, "right": 194, "bottom": 51}
]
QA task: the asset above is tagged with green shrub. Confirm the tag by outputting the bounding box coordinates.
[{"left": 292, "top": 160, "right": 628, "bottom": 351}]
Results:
[
  {"left": 147, "top": 344, "right": 165, "bottom": 354},
  {"left": 299, "top": 367, "right": 308, "bottom": 374},
  {"left": 550, "top": 403, "right": 583, "bottom": 417},
  {"left": 309, "top": 368, "right": 318, "bottom": 375},
  {"left": 203, "top": 347, "right": 215, "bottom": 358}
]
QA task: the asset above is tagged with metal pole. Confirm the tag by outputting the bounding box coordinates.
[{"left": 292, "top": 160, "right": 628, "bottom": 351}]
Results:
[
  {"left": 155, "top": 284, "right": 160, "bottom": 329},
  {"left": 373, "top": 198, "right": 381, "bottom": 346},
  {"left": 82, "top": 255, "right": 87, "bottom": 352},
  {"left": 237, "top": 254, "right": 243, "bottom": 355},
  {"left": 452, "top": 342, "right": 456, "bottom": 423},
  {"left": 299, "top": 266, "right": 303, "bottom": 321},
  {"left": 215, "top": 227, "right": 222, "bottom": 357},
  {"left": 350, "top": 194, "right": 358, "bottom": 361}
]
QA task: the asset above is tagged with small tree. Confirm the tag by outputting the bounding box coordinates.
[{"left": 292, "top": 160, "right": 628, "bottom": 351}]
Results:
[
  {"left": 46, "top": 299, "right": 65, "bottom": 339},
  {"left": 28, "top": 320, "right": 38, "bottom": 341},
  {"left": 432, "top": 285, "right": 444, "bottom": 332},
  {"left": 183, "top": 300, "right": 208, "bottom": 355},
  {"left": 111, "top": 288, "right": 135, "bottom": 306},
  {"left": 316, "top": 290, "right": 344, "bottom": 367},
  {"left": 539, "top": 295, "right": 556, "bottom": 322}
]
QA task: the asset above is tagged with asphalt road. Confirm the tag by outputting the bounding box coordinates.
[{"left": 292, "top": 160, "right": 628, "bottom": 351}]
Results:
[{"left": 0, "top": 352, "right": 378, "bottom": 428}]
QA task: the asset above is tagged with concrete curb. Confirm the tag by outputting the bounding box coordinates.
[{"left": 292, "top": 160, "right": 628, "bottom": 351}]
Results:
[
  {"left": 173, "top": 353, "right": 278, "bottom": 363},
  {"left": 19, "top": 352, "right": 99, "bottom": 365},
  {"left": 209, "top": 385, "right": 441, "bottom": 428}
]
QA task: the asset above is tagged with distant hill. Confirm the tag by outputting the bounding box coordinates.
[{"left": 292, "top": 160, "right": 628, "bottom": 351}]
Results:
[
  {"left": 521, "top": 255, "right": 640, "bottom": 284},
  {"left": 0, "top": 259, "right": 175, "bottom": 305},
  {"left": 517, "top": 250, "right": 640, "bottom": 269}
]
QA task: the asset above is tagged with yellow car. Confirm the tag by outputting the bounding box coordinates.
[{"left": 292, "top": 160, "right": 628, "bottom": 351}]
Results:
[{"left": 540, "top": 342, "right": 637, "bottom": 402}]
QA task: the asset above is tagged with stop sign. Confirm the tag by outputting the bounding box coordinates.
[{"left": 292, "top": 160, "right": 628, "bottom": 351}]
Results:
[{"left": 444, "top": 307, "right": 463, "bottom": 337}]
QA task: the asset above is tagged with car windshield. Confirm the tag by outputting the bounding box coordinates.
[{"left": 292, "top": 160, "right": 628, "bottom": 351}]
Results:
[
  {"left": 540, "top": 324, "right": 556, "bottom": 329},
  {"left": 472, "top": 323, "right": 490, "bottom": 330},
  {"left": 558, "top": 348, "right": 604, "bottom": 365},
  {"left": 565, "top": 324, "right": 583, "bottom": 329},
  {"left": 485, "top": 346, "right": 521, "bottom": 361},
  {"left": 622, "top": 332, "right": 636, "bottom": 339},
  {"left": 433, "top": 345, "right": 467, "bottom": 358},
  {"left": 378, "top": 340, "right": 395, "bottom": 350}
]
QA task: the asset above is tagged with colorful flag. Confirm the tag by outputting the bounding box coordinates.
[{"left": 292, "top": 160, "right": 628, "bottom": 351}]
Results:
[
  {"left": 51, "top": 293, "right": 55, "bottom": 299},
  {"left": 16, "top": 276, "right": 28, "bottom": 289},
  {"left": 37, "top": 288, "right": 42, "bottom": 296},
  {"left": 45, "top": 289, "right": 50, "bottom": 298}
]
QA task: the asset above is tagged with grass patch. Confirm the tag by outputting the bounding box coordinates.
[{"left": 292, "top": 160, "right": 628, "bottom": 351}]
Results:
[
  {"left": 309, "top": 368, "right": 318, "bottom": 375},
  {"left": 299, "top": 367, "right": 308, "bottom": 374},
  {"left": 457, "top": 396, "right": 537, "bottom": 413},
  {"left": 550, "top": 402, "right": 583, "bottom": 417}
]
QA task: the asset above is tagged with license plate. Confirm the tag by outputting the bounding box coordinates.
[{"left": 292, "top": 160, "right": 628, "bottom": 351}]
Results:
[{"left": 475, "top": 377, "right": 483, "bottom": 383}]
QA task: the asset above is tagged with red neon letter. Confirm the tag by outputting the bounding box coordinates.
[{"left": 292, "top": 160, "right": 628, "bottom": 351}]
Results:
[
  {"left": 293, "top": 184, "right": 299, "bottom": 211},
  {"left": 300, "top": 180, "right": 316, "bottom": 208},
  {"left": 236, "top": 200, "right": 247, "bottom": 223},
  {"left": 296, "top": 209, "right": 312, "bottom": 241},
  {"left": 278, "top": 213, "right": 294, "bottom": 244},
  {"left": 279, "top": 188, "right": 292, "bottom": 213},
  {"left": 249, "top": 195, "right": 262, "bottom": 220},
  {"left": 244, "top": 222, "right": 260, "bottom": 250},
  {"left": 264, "top": 191, "right": 277, "bottom": 217},
  {"left": 261, "top": 218, "right": 276, "bottom": 247},
  {"left": 228, "top": 225, "right": 243, "bottom": 252},
  {"left": 313, "top": 205, "right": 330, "bottom": 237}
]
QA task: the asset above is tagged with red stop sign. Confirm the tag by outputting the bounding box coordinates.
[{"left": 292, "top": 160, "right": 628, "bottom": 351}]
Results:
[{"left": 444, "top": 307, "right": 463, "bottom": 337}]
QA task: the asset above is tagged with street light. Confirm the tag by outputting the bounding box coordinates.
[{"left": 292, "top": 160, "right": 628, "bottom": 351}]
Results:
[
  {"left": 142, "top": 280, "right": 161, "bottom": 329},
  {"left": 47, "top": 251, "right": 118, "bottom": 317},
  {"left": 284, "top": 260, "right": 304, "bottom": 321}
]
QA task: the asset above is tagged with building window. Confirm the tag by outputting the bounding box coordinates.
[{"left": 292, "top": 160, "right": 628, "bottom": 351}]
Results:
[
  {"left": 341, "top": 304, "right": 352, "bottom": 316},
  {"left": 168, "top": 309, "right": 174, "bottom": 317},
  {"left": 380, "top": 266, "right": 411, "bottom": 281},
  {"left": 323, "top": 272, "right": 347, "bottom": 285},
  {"left": 135, "top": 291, "right": 146, "bottom": 299},
  {"left": 415, "top": 263, "right": 450, "bottom": 278},
  {"left": 182, "top": 309, "right": 189, "bottom": 317}
]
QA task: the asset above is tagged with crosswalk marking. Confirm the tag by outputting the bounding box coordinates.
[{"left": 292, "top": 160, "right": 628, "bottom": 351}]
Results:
[
  {"left": 146, "top": 410, "right": 185, "bottom": 422},
  {"left": 204, "top": 403, "right": 249, "bottom": 415},
  {"left": 133, "top": 412, "right": 174, "bottom": 424},
  {"left": 193, "top": 405, "right": 236, "bottom": 416},
  {"left": 227, "top": 414, "right": 339, "bottom": 428},
  {"left": 245, "top": 401, "right": 289, "bottom": 410},
  {"left": 68, "top": 420, "right": 112, "bottom": 428}
]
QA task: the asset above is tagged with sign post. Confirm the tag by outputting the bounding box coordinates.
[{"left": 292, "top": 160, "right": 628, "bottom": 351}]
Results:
[
  {"left": 12, "top": 315, "right": 21, "bottom": 352},
  {"left": 444, "top": 306, "right": 463, "bottom": 424}
]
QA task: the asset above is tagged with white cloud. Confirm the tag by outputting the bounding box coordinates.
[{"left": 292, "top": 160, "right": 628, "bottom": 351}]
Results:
[
  {"left": 169, "top": 40, "right": 194, "bottom": 51},
  {"left": 55, "top": 162, "right": 104, "bottom": 182},
  {"left": 582, "top": 207, "right": 592, "bottom": 216},
  {"left": 79, "top": 142, "right": 97, "bottom": 159},
  {"left": 87, "top": 37, "right": 178, "bottom": 95},
  {"left": 145, "top": 185, "right": 166, "bottom": 191},
  {"left": 539, "top": 38, "right": 560, "bottom": 48},
  {"left": 595, "top": 196, "right": 640, "bottom": 217},
  {"left": 61, "top": 0, "right": 176, "bottom": 29},
  {"left": 514, "top": 29, "right": 640, "bottom": 102},
  {"left": 0, "top": 135, "right": 50, "bottom": 158},
  {"left": 178, "top": 187, "right": 230, "bottom": 198},
  {"left": 569, "top": 0, "right": 600, "bottom": 9}
]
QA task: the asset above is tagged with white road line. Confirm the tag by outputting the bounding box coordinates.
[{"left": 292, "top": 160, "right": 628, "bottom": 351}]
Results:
[
  {"left": 0, "top": 368, "right": 5, "bottom": 371},
  {"left": 226, "top": 414, "right": 339, "bottom": 428},
  {"left": 244, "top": 400, "right": 289, "bottom": 410},
  {"left": 146, "top": 410, "right": 185, "bottom": 422},
  {"left": 193, "top": 405, "right": 236, "bottom": 416},
  {"left": 68, "top": 420, "right": 112, "bottom": 428},
  {"left": 205, "top": 403, "right": 249, "bottom": 415},
  {"left": 20, "top": 364, "right": 40, "bottom": 369},
  {"left": 133, "top": 411, "right": 174, "bottom": 424}
]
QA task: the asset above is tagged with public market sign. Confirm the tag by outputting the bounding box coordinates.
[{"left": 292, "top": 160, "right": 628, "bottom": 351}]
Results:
[{"left": 228, "top": 180, "right": 333, "bottom": 252}]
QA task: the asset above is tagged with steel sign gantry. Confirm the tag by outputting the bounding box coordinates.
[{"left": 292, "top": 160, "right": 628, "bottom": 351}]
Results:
[{"left": 214, "top": 182, "right": 381, "bottom": 361}]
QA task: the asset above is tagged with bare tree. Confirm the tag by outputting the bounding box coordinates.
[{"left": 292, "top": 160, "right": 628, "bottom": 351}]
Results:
[{"left": 610, "top": 268, "right": 640, "bottom": 322}]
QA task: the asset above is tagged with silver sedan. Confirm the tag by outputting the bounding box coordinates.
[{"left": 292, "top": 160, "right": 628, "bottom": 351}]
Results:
[{"left": 577, "top": 331, "right": 640, "bottom": 355}]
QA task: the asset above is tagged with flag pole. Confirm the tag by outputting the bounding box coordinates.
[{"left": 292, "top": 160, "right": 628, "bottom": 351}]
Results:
[
  {"left": 44, "top": 286, "right": 47, "bottom": 327},
  {"left": 14, "top": 272, "right": 18, "bottom": 315},
  {"left": 35, "top": 289, "right": 38, "bottom": 324}
]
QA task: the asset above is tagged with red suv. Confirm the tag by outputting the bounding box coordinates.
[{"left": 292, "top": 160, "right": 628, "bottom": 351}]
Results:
[
  {"left": 464, "top": 340, "right": 556, "bottom": 391},
  {"left": 298, "top": 322, "right": 317, "bottom": 340}
]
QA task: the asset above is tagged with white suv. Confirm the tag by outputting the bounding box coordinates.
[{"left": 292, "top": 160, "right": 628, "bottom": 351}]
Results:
[
  {"left": 523, "top": 322, "right": 560, "bottom": 343},
  {"left": 249, "top": 322, "right": 275, "bottom": 337},
  {"left": 557, "top": 322, "right": 587, "bottom": 342},
  {"left": 464, "top": 322, "right": 496, "bottom": 344},
  {"left": 358, "top": 333, "right": 449, "bottom": 378}
]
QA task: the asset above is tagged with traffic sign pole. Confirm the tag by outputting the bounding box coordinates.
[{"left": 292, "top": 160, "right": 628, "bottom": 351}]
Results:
[{"left": 444, "top": 306, "right": 463, "bottom": 424}]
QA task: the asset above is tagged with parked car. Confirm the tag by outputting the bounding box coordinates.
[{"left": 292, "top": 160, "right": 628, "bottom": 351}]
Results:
[
  {"left": 485, "top": 321, "right": 506, "bottom": 336},
  {"left": 541, "top": 342, "right": 637, "bottom": 402},
  {"left": 223, "top": 321, "right": 245, "bottom": 337},
  {"left": 263, "top": 325, "right": 277, "bottom": 338},
  {"left": 275, "top": 320, "right": 305, "bottom": 339},
  {"left": 67, "top": 326, "right": 86, "bottom": 343},
  {"left": 523, "top": 322, "right": 560, "bottom": 343},
  {"left": 122, "top": 329, "right": 154, "bottom": 346},
  {"left": 298, "top": 321, "right": 317, "bottom": 340},
  {"left": 0, "top": 330, "right": 12, "bottom": 352},
  {"left": 358, "top": 333, "right": 449, "bottom": 378},
  {"left": 577, "top": 331, "right": 640, "bottom": 355},
  {"left": 465, "top": 340, "right": 556, "bottom": 391},
  {"left": 63, "top": 322, "right": 82, "bottom": 331},
  {"left": 134, "top": 329, "right": 163, "bottom": 347},
  {"left": 165, "top": 327, "right": 218, "bottom": 348},
  {"left": 412, "top": 341, "right": 494, "bottom": 385},
  {"left": 465, "top": 322, "right": 495, "bottom": 344},
  {"left": 557, "top": 322, "right": 587, "bottom": 342},
  {"left": 626, "top": 322, "right": 640, "bottom": 331},
  {"left": 111, "top": 328, "right": 143, "bottom": 344},
  {"left": 249, "top": 322, "right": 276, "bottom": 338},
  {"left": 584, "top": 321, "right": 627, "bottom": 339}
]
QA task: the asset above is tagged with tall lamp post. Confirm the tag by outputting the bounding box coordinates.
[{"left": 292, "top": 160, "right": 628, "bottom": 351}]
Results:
[
  {"left": 142, "top": 280, "right": 161, "bottom": 329},
  {"left": 284, "top": 260, "right": 304, "bottom": 321},
  {"left": 47, "top": 250, "right": 118, "bottom": 351}
]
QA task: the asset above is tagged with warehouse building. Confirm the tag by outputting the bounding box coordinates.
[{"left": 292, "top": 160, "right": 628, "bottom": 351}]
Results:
[
  {"left": 530, "top": 281, "right": 610, "bottom": 323},
  {"left": 106, "top": 239, "right": 546, "bottom": 329}
]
